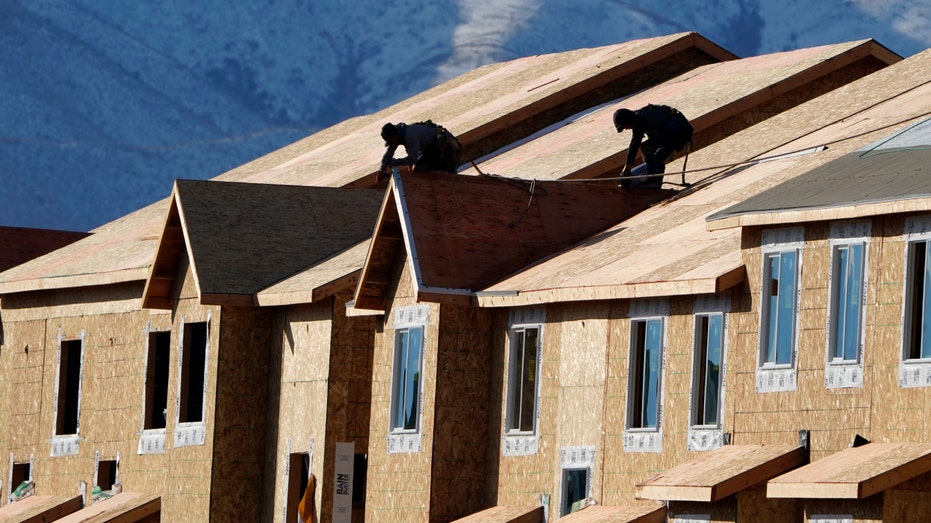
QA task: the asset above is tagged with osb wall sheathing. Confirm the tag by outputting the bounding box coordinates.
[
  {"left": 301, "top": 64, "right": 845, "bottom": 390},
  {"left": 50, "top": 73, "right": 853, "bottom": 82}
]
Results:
[
  {"left": 366, "top": 255, "right": 439, "bottom": 521},
  {"left": 164, "top": 273, "right": 219, "bottom": 522},
  {"left": 731, "top": 213, "right": 931, "bottom": 461},
  {"left": 0, "top": 283, "right": 187, "bottom": 512},
  {"left": 868, "top": 214, "right": 931, "bottom": 447},
  {"left": 884, "top": 470, "right": 931, "bottom": 522},
  {"left": 736, "top": 483, "right": 801, "bottom": 522},
  {"left": 429, "top": 302, "right": 493, "bottom": 521},
  {"left": 602, "top": 297, "right": 707, "bottom": 502},
  {"left": 262, "top": 301, "right": 329, "bottom": 522},
  {"left": 209, "top": 304, "right": 271, "bottom": 521},
  {"left": 730, "top": 224, "right": 873, "bottom": 457},
  {"left": 669, "top": 497, "right": 737, "bottom": 523},
  {"left": 262, "top": 293, "right": 375, "bottom": 522}
]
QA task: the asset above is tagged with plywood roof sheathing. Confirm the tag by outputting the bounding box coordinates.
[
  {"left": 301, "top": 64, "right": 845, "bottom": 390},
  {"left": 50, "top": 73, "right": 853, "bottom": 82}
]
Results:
[{"left": 636, "top": 445, "right": 806, "bottom": 502}]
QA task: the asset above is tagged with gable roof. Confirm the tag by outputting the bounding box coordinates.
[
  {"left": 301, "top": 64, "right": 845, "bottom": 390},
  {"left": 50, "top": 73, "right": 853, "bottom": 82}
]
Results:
[
  {"left": 0, "top": 33, "right": 732, "bottom": 296},
  {"left": 476, "top": 48, "right": 931, "bottom": 307},
  {"left": 352, "top": 170, "right": 670, "bottom": 310},
  {"left": 706, "top": 120, "right": 931, "bottom": 228},
  {"left": 218, "top": 32, "right": 735, "bottom": 189},
  {"left": 142, "top": 180, "right": 383, "bottom": 309},
  {"left": 462, "top": 39, "right": 899, "bottom": 183}
]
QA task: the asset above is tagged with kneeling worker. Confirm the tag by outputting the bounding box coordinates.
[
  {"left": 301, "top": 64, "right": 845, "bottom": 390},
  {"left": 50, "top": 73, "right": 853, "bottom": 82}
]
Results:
[
  {"left": 613, "top": 104, "right": 693, "bottom": 189},
  {"left": 377, "top": 121, "right": 462, "bottom": 183}
]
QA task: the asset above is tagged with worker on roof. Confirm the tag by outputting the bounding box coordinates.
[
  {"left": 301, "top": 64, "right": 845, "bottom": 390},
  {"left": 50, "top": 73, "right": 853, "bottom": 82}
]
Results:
[
  {"left": 613, "top": 104, "right": 693, "bottom": 189},
  {"left": 377, "top": 121, "right": 462, "bottom": 183}
]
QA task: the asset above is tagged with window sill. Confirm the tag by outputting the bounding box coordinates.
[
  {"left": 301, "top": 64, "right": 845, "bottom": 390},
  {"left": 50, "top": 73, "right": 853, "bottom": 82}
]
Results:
[
  {"left": 756, "top": 366, "right": 797, "bottom": 393},
  {"left": 899, "top": 360, "right": 931, "bottom": 388}
]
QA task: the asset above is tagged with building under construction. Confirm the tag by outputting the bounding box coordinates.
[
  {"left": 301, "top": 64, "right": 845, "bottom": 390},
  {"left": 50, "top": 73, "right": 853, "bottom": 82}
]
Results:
[{"left": 2, "top": 32, "right": 931, "bottom": 522}]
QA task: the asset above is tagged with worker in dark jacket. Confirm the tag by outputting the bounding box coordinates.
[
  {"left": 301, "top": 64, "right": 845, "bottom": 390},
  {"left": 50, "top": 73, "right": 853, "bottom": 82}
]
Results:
[
  {"left": 377, "top": 121, "right": 461, "bottom": 182},
  {"left": 614, "top": 104, "right": 693, "bottom": 189}
]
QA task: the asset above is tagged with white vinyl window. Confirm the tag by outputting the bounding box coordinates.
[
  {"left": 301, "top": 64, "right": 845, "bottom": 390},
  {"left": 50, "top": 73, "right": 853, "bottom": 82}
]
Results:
[
  {"left": 389, "top": 326, "right": 424, "bottom": 433},
  {"left": 900, "top": 217, "right": 931, "bottom": 388},
  {"left": 825, "top": 221, "right": 870, "bottom": 389},
  {"left": 757, "top": 228, "right": 803, "bottom": 393},
  {"left": 502, "top": 308, "right": 544, "bottom": 457},
  {"left": 51, "top": 332, "right": 85, "bottom": 457},
  {"left": 387, "top": 305, "right": 429, "bottom": 453}
]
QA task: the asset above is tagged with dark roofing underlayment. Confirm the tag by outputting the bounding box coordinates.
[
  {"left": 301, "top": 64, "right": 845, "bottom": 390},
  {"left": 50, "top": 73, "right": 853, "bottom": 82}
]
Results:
[{"left": 708, "top": 119, "right": 931, "bottom": 221}]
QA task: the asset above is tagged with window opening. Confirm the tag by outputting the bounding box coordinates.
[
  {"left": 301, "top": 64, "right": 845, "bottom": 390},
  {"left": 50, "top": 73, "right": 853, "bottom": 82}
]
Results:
[
  {"left": 561, "top": 468, "right": 589, "bottom": 516},
  {"left": 692, "top": 314, "right": 723, "bottom": 427},
  {"left": 56, "top": 339, "right": 83, "bottom": 435},
  {"left": 761, "top": 250, "right": 798, "bottom": 366},
  {"left": 179, "top": 322, "right": 207, "bottom": 423},
  {"left": 286, "top": 453, "right": 310, "bottom": 523},
  {"left": 144, "top": 331, "right": 171, "bottom": 430},
  {"left": 628, "top": 318, "right": 663, "bottom": 429},
  {"left": 390, "top": 327, "right": 424, "bottom": 432},
  {"left": 506, "top": 326, "right": 540, "bottom": 433},
  {"left": 906, "top": 240, "right": 931, "bottom": 360}
]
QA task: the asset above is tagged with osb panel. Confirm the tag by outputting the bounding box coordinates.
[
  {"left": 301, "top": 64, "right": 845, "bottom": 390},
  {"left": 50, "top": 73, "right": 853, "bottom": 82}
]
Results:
[
  {"left": 802, "top": 499, "right": 882, "bottom": 523},
  {"left": 430, "top": 303, "right": 494, "bottom": 521},
  {"left": 366, "top": 257, "right": 438, "bottom": 521},
  {"left": 737, "top": 483, "right": 801, "bottom": 522},
  {"left": 884, "top": 488, "right": 931, "bottom": 522},
  {"left": 669, "top": 497, "right": 737, "bottom": 523},
  {"left": 602, "top": 297, "right": 717, "bottom": 503}
]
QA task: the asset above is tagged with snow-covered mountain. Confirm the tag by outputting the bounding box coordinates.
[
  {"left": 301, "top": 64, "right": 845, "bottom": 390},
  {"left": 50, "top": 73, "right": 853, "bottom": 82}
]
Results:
[{"left": 2, "top": 0, "right": 928, "bottom": 232}]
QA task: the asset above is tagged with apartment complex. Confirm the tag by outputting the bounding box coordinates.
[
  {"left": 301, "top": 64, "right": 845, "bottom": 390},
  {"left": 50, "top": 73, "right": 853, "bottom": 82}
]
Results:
[{"left": 2, "top": 32, "right": 929, "bottom": 523}]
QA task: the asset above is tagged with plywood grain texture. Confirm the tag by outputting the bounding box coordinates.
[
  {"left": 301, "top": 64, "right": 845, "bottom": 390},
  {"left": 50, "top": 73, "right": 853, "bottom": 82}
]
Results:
[
  {"left": 557, "top": 502, "right": 666, "bottom": 522},
  {"left": 0, "top": 494, "right": 82, "bottom": 523},
  {"left": 53, "top": 492, "right": 160, "bottom": 523},
  {"left": 479, "top": 49, "right": 929, "bottom": 308},
  {"left": 452, "top": 505, "right": 544, "bottom": 523},
  {"left": 768, "top": 443, "right": 931, "bottom": 499},
  {"left": 0, "top": 34, "right": 729, "bottom": 298},
  {"left": 636, "top": 445, "right": 804, "bottom": 502}
]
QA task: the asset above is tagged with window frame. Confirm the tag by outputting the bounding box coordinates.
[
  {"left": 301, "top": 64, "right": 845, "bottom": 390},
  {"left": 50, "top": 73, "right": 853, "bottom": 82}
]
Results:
[
  {"left": 824, "top": 221, "right": 870, "bottom": 389},
  {"left": 828, "top": 241, "right": 867, "bottom": 364},
  {"left": 173, "top": 316, "right": 210, "bottom": 448},
  {"left": 755, "top": 228, "right": 803, "bottom": 393},
  {"left": 691, "top": 312, "right": 725, "bottom": 429},
  {"left": 760, "top": 248, "right": 800, "bottom": 368},
  {"left": 627, "top": 316, "right": 665, "bottom": 431},
  {"left": 899, "top": 218, "right": 931, "bottom": 388},
  {"left": 504, "top": 323, "right": 543, "bottom": 436},
  {"left": 51, "top": 331, "right": 85, "bottom": 457},
  {"left": 389, "top": 325, "right": 425, "bottom": 434}
]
